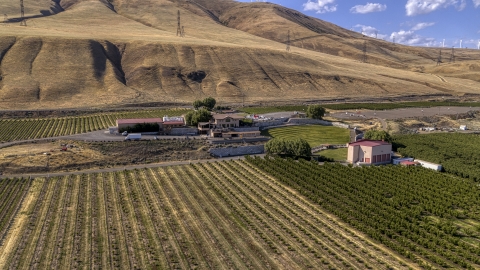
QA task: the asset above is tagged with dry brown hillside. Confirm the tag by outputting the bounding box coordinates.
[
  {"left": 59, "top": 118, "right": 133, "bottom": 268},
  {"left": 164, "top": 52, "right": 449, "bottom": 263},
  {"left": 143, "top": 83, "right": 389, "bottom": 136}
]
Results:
[{"left": 0, "top": 0, "right": 479, "bottom": 110}]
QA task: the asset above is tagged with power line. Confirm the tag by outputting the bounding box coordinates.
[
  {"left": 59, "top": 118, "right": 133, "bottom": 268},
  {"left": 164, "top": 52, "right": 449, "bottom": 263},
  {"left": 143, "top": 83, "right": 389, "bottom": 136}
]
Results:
[{"left": 20, "top": 0, "right": 26, "bottom": 26}]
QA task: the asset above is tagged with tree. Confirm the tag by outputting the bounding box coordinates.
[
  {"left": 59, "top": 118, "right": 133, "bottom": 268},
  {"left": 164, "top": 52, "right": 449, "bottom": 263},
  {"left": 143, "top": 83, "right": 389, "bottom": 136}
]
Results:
[
  {"left": 193, "top": 100, "right": 204, "bottom": 110},
  {"left": 185, "top": 109, "right": 212, "bottom": 126},
  {"left": 306, "top": 105, "right": 326, "bottom": 119},
  {"left": 364, "top": 129, "right": 392, "bottom": 143},
  {"left": 202, "top": 97, "right": 216, "bottom": 110},
  {"left": 265, "top": 138, "right": 311, "bottom": 157}
]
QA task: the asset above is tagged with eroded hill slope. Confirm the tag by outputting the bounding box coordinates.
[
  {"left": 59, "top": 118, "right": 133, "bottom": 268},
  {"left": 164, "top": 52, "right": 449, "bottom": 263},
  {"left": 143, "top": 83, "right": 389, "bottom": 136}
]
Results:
[{"left": 0, "top": 0, "right": 478, "bottom": 109}]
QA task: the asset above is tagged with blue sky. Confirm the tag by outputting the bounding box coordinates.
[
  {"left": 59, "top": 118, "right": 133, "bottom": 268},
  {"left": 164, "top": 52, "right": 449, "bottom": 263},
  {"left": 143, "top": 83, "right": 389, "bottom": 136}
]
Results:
[{"left": 238, "top": 0, "right": 480, "bottom": 48}]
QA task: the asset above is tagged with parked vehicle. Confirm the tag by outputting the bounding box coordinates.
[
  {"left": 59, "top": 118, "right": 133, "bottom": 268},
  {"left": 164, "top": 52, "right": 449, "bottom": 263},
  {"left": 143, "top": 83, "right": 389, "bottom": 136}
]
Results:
[
  {"left": 122, "top": 131, "right": 128, "bottom": 136},
  {"left": 125, "top": 133, "right": 141, "bottom": 141}
]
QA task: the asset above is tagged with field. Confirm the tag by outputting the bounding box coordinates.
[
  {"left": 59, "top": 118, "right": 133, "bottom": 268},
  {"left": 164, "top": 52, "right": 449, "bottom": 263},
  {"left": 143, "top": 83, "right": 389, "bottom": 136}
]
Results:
[
  {"left": 317, "top": 148, "right": 348, "bottom": 161},
  {"left": 0, "top": 178, "right": 30, "bottom": 242},
  {"left": 0, "top": 108, "right": 190, "bottom": 142},
  {"left": 261, "top": 125, "right": 350, "bottom": 147},
  {"left": 0, "top": 139, "right": 211, "bottom": 175},
  {"left": 394, "top": 133, "right": 480, "bottom": 181},
  {"left": 239, "top": 102, "right": 480, "bottom": 115},
  {"left": 249, "top": 156, "right": 480, "bottom": 269},
  {"left": 0, "top": 161, "right": 411, "bottom": 269}
]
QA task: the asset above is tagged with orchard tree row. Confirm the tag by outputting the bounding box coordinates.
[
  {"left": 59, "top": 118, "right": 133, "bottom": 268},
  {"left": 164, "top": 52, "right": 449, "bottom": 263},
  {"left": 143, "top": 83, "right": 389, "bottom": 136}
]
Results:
[
  {"left": 394, "top": 133, "right": 480, "bottom": 181},
  {"left": 247, "top": 156, "right": 480, "bottom": 269}
]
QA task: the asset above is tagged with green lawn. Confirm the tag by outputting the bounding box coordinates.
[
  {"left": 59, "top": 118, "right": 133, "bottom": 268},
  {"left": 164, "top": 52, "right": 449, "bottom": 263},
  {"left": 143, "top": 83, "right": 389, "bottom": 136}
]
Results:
[
  {"left": 317, "top": 148, "right": 348, "bottom": 161},
  {"left": 261, "top": 125, "right": 350, "bottom": 147}
]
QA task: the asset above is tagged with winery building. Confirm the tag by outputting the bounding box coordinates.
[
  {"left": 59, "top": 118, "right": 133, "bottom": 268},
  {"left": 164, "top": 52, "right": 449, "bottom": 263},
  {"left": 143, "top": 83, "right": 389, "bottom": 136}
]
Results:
[{"left": 347, "top": 140, "right": 392, "bottom": 165}]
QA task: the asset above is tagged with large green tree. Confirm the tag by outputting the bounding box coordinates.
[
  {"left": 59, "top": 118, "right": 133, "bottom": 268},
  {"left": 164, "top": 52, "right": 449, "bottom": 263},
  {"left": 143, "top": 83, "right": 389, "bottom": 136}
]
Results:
[
  {"left": 306, "top": 105, "right": 326, "bottom": 119},
  {"left": 185, "top": 109, "right": 212, "bottom": 126},
  {"left": 364, "top": 129, "right": 392, "bottom": 142},
  {"left": 202, "top": 97, "right": 216, "bottom": 110},
  {"left": 265, "top": 138, "right": 311, "bottom": 157},
  {"left": 193, "top": 100, "right": 204, "bottom": 110}
]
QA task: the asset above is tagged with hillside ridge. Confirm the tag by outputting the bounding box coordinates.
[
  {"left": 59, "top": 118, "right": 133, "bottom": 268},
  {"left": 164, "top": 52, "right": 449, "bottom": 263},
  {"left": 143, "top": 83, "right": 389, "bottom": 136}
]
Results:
[{"left": 0, "top": 0, "right": 478, "bottom": 109}]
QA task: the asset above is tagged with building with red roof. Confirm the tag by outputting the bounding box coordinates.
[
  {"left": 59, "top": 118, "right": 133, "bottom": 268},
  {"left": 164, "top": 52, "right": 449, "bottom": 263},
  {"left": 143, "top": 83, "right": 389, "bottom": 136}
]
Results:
[{"left": 347, "top": 140, "right": 392, "bottom": 165}]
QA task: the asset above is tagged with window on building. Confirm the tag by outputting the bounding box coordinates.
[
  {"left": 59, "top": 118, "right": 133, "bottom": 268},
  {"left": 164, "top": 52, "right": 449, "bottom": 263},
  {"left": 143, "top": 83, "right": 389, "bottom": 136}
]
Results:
[
  {"left": 226, "top": 118, "right": 231, "bottom": 122},
  {"left": 373, "top": 156, "right": 377, "bottom": 163}
]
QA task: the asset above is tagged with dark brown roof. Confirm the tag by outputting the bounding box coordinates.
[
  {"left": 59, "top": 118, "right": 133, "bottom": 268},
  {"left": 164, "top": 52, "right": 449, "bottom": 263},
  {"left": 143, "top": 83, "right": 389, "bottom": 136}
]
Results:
[
  {"left": 212, "top": 114, "right": 244, "bottom": 120},
  {"left": 349, "top": 140, "right": 391, "bottom": 147}
]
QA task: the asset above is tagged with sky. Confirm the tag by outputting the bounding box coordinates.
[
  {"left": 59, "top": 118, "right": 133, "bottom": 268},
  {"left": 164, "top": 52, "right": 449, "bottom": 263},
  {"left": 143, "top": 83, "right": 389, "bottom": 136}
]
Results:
[{"left": 239, "top": 0, "right": 480, "bottom": 48}]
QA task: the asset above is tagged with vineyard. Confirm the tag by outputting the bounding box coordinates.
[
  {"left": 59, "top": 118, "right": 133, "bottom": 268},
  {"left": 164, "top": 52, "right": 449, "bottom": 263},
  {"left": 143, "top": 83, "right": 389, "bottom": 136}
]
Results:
[
  {"left": 247, "top": 156, "right": 480, "bottom": 269},
  {"left": 0, "top": 108, "right": 190, "bottom": 142},
  {"left": 394, "top": 133, "right": 480, "bottom": 181},
  {"left": 238, "top": 102, "right": 480, "bottom": 114},
  {"left": 0, "top": 162, "right": 410, "bottom": 269},
  {"left": 0, "top": 178, "right": 31, "bottom": 244}
]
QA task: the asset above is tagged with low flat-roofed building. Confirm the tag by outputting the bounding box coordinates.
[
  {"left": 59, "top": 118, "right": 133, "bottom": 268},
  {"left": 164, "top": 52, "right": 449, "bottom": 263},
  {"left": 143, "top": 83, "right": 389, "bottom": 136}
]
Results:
[{"left": 347, "top": 140, "right": 392, "bottom": 165}]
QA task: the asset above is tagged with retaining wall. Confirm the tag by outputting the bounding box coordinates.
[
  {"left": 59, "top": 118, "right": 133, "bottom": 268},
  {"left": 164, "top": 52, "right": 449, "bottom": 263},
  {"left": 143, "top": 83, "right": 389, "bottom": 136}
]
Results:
[{"left": 168, "top": 128, "right": 198, "bottom": 135}]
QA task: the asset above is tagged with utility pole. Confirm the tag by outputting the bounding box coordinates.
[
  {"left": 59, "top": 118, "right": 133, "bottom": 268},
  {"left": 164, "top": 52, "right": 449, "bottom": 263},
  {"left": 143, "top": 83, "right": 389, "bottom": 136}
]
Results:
[
  {"left": 437, "top": 50, "right": 442, "bottom": 66},
  {"left": 449, "top": 47, "right": 455, "bottom": 63},
  {"left": 362, "top": 40, "right": 367, "bottom": 63},
  {"left": 176, "top": 10, "right": 182, "bottom": 37},
  {"left": 181, "top": 26, "right": 185, "bottom": 37},
  {"left": 286, "top": 30, "right": 291, "bottom": 52},
  {"left": 20, "top": 0, "right": 26, "bottom": 26}
]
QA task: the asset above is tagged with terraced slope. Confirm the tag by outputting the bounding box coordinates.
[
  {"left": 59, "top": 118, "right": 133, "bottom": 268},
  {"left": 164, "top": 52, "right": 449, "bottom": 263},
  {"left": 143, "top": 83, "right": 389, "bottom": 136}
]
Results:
[{"left": 0, "top": 0, "right": 479, "bottom": 110}]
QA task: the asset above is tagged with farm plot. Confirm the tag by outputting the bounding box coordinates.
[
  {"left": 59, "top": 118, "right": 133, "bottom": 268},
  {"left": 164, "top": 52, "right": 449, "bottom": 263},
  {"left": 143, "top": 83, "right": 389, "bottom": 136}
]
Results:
[
  {"left": 261, "top": 125, "right": 350, "bottom": 147},
  {"left": 0, "top": 178, "right": 31, "bottom": 243},
  {"left": 0, "top": 162, "right": 411, "bottom": 269},
  {"left": 0, "top": 108, "right": 190, "bottom": 142},
  {"left": 247, "top": 156, "right": 480, "bottom": 269}
]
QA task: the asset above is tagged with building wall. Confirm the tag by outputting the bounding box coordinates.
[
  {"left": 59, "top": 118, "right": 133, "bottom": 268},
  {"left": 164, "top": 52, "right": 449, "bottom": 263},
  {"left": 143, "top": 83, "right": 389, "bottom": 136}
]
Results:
[
  {"left": 214, "top": 118, "right": 240, "bottom": 128},
  {"left": 370, "top": 145, "right": 392, "bottom": 164},
  {"left": 348, "top": 144, "right": 391, "bottom": 164},
  {"left": 347, "top": 145, "right": 359, "bottom": 163}
]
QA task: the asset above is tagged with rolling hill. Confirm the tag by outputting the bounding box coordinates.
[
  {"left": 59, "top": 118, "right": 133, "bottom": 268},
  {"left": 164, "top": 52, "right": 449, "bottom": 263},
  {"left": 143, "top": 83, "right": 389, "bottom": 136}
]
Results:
[{"left": 0, "top": 0, "right": 479, "bottom": 110}]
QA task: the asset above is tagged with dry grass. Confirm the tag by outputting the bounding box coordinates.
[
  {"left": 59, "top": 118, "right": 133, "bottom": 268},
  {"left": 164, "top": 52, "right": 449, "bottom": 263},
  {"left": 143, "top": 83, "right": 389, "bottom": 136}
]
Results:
[{"left": 0, "top": 0, "right": 479, "bottom": 110}]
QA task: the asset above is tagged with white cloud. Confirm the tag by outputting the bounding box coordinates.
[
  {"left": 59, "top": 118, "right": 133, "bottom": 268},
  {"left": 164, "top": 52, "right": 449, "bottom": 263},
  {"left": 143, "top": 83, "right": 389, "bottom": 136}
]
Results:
[
  {"left": 474, "top": 0, "right": 480, "bottom": 7},
  {"left": 406, "top": 0, "right": 466, "bottom": 16},
  {"left": 354, "top": 24, "right": 388, "bottom": 39},
  {"left": 303, "top": 0, "right": 337, "bottom": 13},
  {"left": 350, "top": 3, "right": 387, "bottom": 14},
  {"left": 411, "top": 22, "right": 435, "bottom": 31},
  {"left": 390, "top": 30, "right": 438, "bottom": 46}
]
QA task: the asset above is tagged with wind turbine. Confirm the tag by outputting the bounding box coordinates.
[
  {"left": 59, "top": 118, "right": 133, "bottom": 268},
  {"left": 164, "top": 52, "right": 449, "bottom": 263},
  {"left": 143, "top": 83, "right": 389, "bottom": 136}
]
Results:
[
  {"left": 442, "top": 39, "right": 445, "bottom": 48},
  {"left": 459, "top": 40, "right": 462, "bottom": 49},
  {"left": 478, "top": 40, "right": 480, "bottom": 50}
]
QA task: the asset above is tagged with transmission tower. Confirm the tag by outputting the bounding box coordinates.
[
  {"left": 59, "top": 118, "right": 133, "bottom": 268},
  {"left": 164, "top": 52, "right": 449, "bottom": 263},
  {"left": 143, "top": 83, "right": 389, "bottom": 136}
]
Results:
[
  {"left": 176, "top": 10, "right": 182, "bottom": 37},
  {"left": 286, "top": 30, "right": 290, "bottom": 52},
  {"left": 20, "top": 0, "right": 26, "bottom": 26},
  {"left": 436, "top": 50, "right": 442, "bottom": 65},
  {"left": 362, "top": 41, "right": 367, "bottom": 63},
  {"left": 449, "top": 47, "right": 455, "bottom": 63},
  {"left": 181, "top": 26, "right": 185, "bottom": 37}
]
